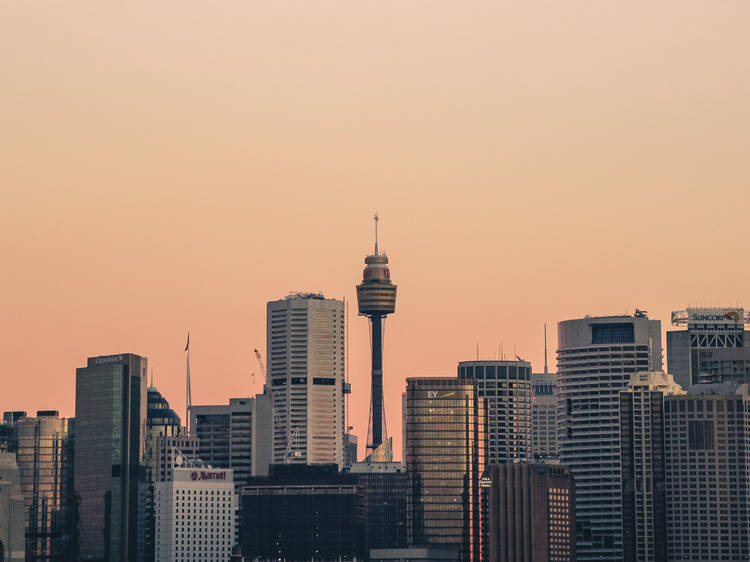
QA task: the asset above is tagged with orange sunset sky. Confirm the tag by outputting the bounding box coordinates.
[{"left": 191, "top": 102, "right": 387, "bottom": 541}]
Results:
[{"left": 2, "top": 1, "right": 749, "bottom": 460}]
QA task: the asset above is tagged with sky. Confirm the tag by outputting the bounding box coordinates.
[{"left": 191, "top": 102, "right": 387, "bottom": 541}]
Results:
[{"left": 2, "top": 1, "right": 749, "bottom": 460}]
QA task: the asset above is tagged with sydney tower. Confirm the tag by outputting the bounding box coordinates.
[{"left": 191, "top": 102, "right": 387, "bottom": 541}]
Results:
[{"left": 356, "top": 215, "right": 397, "bottom": 454}]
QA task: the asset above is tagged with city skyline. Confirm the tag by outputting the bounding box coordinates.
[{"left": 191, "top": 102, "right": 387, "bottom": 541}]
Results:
[{"left": 3, "top": 1, "right": 750, "bottom": 463}]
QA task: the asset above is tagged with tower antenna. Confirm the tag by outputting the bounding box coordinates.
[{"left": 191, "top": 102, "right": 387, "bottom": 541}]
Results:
[
  {"left": 374, "top": 213, "right": 379, "bottom": 255},
  {"left": 185, "top": 332, "right": 192, "bottom": 434},
  {"left": 544, "top": 323, "right": 548, "bottom": 375}
]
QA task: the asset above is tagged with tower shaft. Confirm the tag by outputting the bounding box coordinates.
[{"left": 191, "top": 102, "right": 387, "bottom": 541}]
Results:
[{"left": 370, "top": 314, "right": 384, "bottom": 448}]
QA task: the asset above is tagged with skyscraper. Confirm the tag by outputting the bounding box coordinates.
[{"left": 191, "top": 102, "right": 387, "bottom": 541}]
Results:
[
  {"left": 667, "top": 307, "right": 750, "bottom": 387},
  {"left": 190, "top": 395, "right": 273, "bottom": 487},
  {"left": 458, "top": 360, "right": 532, "bottom": 464},
  {"left": 267, "top": 293, "right": 346, "bottom": 468},
  {"left": 557, "top": 314, "right": 661, "bottom": 561},
  {"left": 404, "top": 377, "right": 486, "bottom": 561},
  {"left": 145, "top": 383, "right": 184, "bottom": 562},
  {"left": 155, "top": 466, "right": 236, "bottom": 562},
  {"left": 619, "top": 371, "right": 685, "bottom": 562},
  {"left": 15, "top": 411, "right": 77, "bottom": 560},
  {"left": 356, "top": 215, "right": 397, "bottom": 454},
  {"left": 483, "top": 463, "right": 576, "bottom": 562},
  {"left": 531, "top": 371, "right": 558, "bottom": 461},
  {"left": 663, "top": 385, "right": 750, "bottom": 561},
  {"left": 74, "top": 353, "right": 148, "bottom": 562}
]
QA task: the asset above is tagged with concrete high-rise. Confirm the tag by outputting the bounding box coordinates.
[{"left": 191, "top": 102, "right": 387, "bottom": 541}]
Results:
[
  {"left": 483, "top": 463, "right": 576, "bottom": 562},
  {"left": 557, "top": 313, "right": 661, "bottom": 561},
  {"left": 531, "top": 372, "right": 558, "bottom": 460},
  {"left": 668, "top": 307, "right": 750, "bottom": 387},
  {"left": 458, "top": 360, "right": 532, "bottom": 464},
  {"left": 619, "top": 371, "right": 685, "bottom": 562},
  {"left": 75, "top": 353, "right": 148, "bottom": 562},
  {"left": 155, "top": 466, "right": 236, "bottom": 562},
  {"left": 190, "top": 395, "right": 273, "bottom": 487},
  {"left": 15, "top": 411, "right": 77, "bottom": 560},
  {"left": 267, "top": 293, "right": 346, "bottom": 468},
  {"left": 664, "top": 385, "right": 750, "bottom": 561},
  {"left": 404, "top": 377, "right": 487, "bottom": 561},
  {"left": 357, "top": 215, "right": 397, "bottom": 454}
]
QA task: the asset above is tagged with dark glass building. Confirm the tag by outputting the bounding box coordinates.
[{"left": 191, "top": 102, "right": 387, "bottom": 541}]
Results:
[
  {"left": 483, "top": 463, "right": 575, "bottom": 562},
  {"left": 350, "top": 460, "right": 408, "bottom": 549},
  {"left": 239, "top": 464, "right": 367, "bottom": 561},
  {"left": 404, "top": 377, "right": 487, "bottom": 561},
  {"left": 74, "top": 353, "right": 147, "bottom": 562},
  {"left": 16, "top": 411, "right": 77, "bottom": 560}
]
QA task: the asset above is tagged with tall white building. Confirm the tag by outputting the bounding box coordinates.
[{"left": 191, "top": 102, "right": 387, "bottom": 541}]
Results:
[
  {"left": 267, "top": 293, "right": 345, "bottom": 468},
  {"left": 557, "top": 313, "right": 661, "bottom": 561},
  {"left": 155, "top": 467, "right": 236, "bottom": 562}
]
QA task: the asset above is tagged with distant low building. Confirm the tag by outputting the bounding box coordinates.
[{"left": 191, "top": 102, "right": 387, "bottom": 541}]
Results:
[{"left": 239, "top": 464, "right": 367, "bottom": 561}]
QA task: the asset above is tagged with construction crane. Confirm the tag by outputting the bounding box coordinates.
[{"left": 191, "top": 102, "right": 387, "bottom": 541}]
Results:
[{"left": 254, "top": 348, "right": 294, "bottom": 463}]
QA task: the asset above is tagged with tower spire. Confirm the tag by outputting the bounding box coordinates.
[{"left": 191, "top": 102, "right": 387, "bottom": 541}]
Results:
[
  {"left": 544, "top": 323, "right": 548, "bottom": 374},
  {"left": 374, "top": 213, "right": 379, "bottom": 256}
]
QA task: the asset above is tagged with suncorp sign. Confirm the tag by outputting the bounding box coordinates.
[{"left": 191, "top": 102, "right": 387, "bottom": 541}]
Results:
[{"left": 687, "top": 308, "right": 743, "bottom": 324}]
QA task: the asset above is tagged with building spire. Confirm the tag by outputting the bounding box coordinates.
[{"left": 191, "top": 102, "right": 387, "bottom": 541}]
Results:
[
  {"left": 544, "top": 323, "right": 548, "bottom": 374},
  {"left": 374, "top": 213, "right": 379, "bottom": 255}
]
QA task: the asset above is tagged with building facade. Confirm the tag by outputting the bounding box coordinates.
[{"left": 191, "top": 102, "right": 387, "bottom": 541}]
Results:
[
  {"left": 557, "top": 314, "right": 661, "bottom": 561},
  {"left": 155, "top": 467, "right": 236, "bottom": 562},
  {"left": 458, "top": 361, "right": 532, "bottom": 464},
  {"left": 267, "top": 293, "right": 346, "bottom": 468},
  {"left": 350, "top": 460, "right": 408, "bottom": 550},
  {"left": 619, "top": 371, "right": 685, "bottom": 562},
  {"left": 667, "top": 307, "right": 750, "bottom": 388},
  {"left": 663, "top": 385, "right": 750, "bottom": 561},
  {"left": 404, "top": 377, "right": 486, "bottom": 561},
  {"left": 145, "top": 384, "right": 184, "bottom": 562},
  {"left": 483, "top": 463, "right": 575, "bottom": 562},
  {"left": 74, "top": 353, "right": 148, "bottom": 562},
  {"left": 0, "top": 452, "right": 25, "bottom": 562},
  {"left": 190, "top": 395, "right": 272, "bottom": 488},
  {"left": 15, "top": 411, "right": 77, "bottom": 560},
  {"left": 239, "top": 464, "right": 366, "bottom": 561},
  {"left": 531, "top": 372, "right": 558, "bottom": 460}
]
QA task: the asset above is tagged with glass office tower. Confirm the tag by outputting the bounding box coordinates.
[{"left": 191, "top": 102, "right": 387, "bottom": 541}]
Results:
[
  {"left": 16, "top": 411, "right": 76, "bottom": 560},
  {"left": 75, "top": 353, "right": 148, "bottom": 562},
  {"left": 404, "top": 377, "right": 487, "bottom": 561}
]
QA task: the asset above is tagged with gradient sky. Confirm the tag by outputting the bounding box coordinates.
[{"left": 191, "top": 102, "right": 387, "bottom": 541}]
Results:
[{"left": 2, "top": 1, "right": 749, "bottom": 460}]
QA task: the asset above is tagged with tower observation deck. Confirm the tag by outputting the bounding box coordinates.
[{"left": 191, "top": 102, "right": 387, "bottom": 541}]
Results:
[{"left": 356, "top": 215, "right": 397, "bottom": 453}]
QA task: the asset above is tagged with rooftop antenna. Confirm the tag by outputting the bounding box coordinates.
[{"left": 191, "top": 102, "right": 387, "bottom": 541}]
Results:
[
  {"left": 544, "top": 323, "right": 549, "bottom": 375},
  {"left": 185, "top": 332, "right": 192, "bottom": 435},
  {"left": 150, "top": 368, "right": 154, "bottom": 388},
  {"left": 476, "top": 343, "right": 479, "bottom": 361},
  {"left": 374, "top": 213, "right": 379, "bottom": 255},
  {"left": 346, "top": 297, "right": 350, "bottom": 432}
]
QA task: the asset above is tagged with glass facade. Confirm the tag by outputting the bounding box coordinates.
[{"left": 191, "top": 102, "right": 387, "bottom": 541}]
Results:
[
  {"left": 458, "top": 361, "right": 532, "bottom": 463},
  {"left": 405, "top": 378, "right": 486, "bottom": 561},
  {"left": 16, "top": 412, "right": 76, "bottom": 560},
  {"left": 74, "top": 353, "right": 147, "bottom": 562}
]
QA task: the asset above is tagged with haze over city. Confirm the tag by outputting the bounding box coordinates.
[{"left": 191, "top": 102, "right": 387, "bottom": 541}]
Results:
[{"left": 2, "top": 1, "right": 749, "bottom": 460}]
